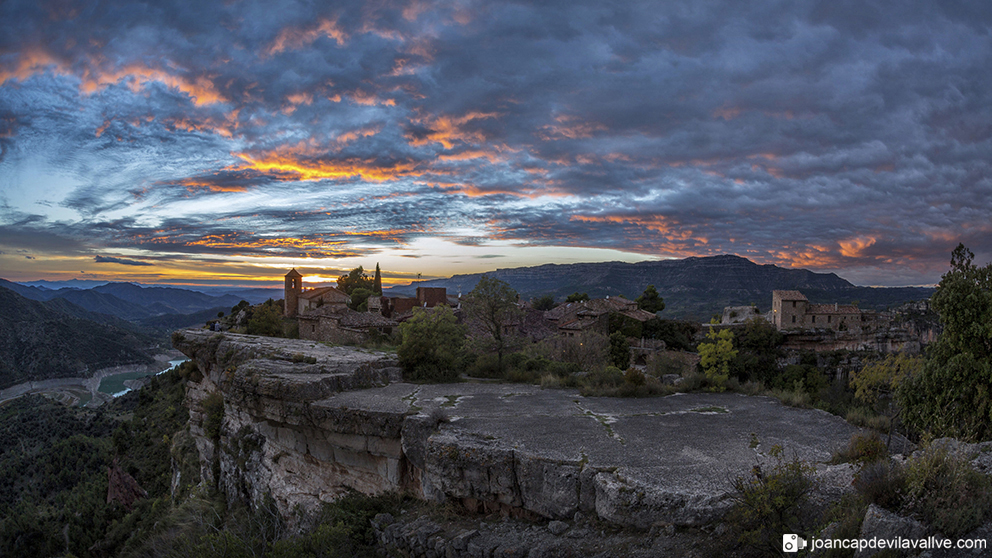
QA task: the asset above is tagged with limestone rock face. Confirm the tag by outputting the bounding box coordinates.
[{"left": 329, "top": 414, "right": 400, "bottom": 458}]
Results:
[
  {"left": 175, "top": 329, "right": 863, "bottom": 529},
  {"left": 856, "top": 504, "right": 927, "bottom": 558}
]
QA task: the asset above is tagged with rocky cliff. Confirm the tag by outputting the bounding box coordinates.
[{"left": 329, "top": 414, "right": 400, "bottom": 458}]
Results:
[{"left": 174, "top": 330, "right": 863, "bottom": 529}]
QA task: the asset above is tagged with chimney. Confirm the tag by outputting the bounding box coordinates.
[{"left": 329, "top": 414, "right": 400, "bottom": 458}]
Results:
[{"left": 835, "top": 303, "right": 838, "bottom": 311}]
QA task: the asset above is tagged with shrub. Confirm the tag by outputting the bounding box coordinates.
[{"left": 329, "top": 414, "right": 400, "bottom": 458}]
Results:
[
  {"left": 699, "top": 328, "right": 735, "bottom": 391},
  {"left": 646, "top": 351, "right": 688, "bottom": 377},
  {"left": 727, "top": 446, "right": 817, "bottom": 556},
  {"left": 581, "top": 366, "right": 625, "bottom": 390},
  {"left": 833, "top": 432, "right": 889, "bottom": 466},
  {"left": 202, "top": 392, "right": 225, "bottom": 441},
  {"left": 845, "top": 407, "right": 892, "bottom": 432},
  {"left": 398, "top": 306, "right": 465, "bottom": 383},
  {"left": 854, "top": 460, "right": 905, "bottom": 509},
  {"left": 902, "top": 445, "right": 992, "bottom": 537},
  {"left": 608, "top": 332, "right": 631, "bottom": 370},
  {"left": 466, "top": 353, "right": 502, "bottom": 378},
  {"left": 247, "top": 299, "right": 284, "bottom": 337},
  {"left": 770, "top": 387, "right": 811, "bottom": 408},
  {"left": 623, "top": 368, "right": 645, "bottom": 386}
]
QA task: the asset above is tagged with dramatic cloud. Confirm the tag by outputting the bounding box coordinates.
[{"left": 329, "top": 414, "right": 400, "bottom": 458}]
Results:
[
  {"left": 1, "top": 0, "right": 990, "bottom": 286},
  {"left": 94, "top": 255, "right": 152, "bottom": 266}
]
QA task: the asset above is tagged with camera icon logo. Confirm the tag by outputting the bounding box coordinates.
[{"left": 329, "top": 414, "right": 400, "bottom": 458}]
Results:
[{"left": 782, "top": 534, "right": 807, "bottom": 553}]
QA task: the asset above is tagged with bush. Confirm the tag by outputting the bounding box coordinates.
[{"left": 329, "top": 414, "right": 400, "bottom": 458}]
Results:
[
  {"left": 699, "top": 328, "right": 735, "bottom": 391},
  {"left": 581, "top": 366, "right": 625, "bottom": 390},
  {"left": 727, "top": 446, "right": 817, "bottom": 556},
  {"left": 202, "top": 392, "right": 225, "bottom": 441},
  {"left": 398, "top": 306, "right": 466, "bottom": 383},
  {"left": 902, "top": 445, "right": 992, "bottom": 537},
  {"left": 608, "top": 332, "right": 630, "bottom": 370},
  {"left": 247, "top": 299, "right": 284, "bottom": 337},
  {"left": 854, "top": 460, "right": 905, "bottom": 509},
  {"left": 833, "top": 432, "right": 889, "bottom": 466},
  {"left": 844, "top": 407, "right": 892, "bottom": 432},
  {"left": 769, "top": 387, "right": 811, "bottom": 408}
]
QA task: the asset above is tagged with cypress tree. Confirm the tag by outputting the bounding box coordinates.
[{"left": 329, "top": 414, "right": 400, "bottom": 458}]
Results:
[{"left": 373, "top": 263, "right": 383, "bottom": 295}]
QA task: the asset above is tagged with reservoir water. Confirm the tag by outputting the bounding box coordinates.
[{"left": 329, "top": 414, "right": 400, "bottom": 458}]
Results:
[{"left": 98, "top": 359, "right": 188, "bottom": 397}]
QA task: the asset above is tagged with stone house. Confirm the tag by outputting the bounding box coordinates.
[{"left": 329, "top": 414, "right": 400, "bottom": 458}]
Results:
[
  {"left": 283, "top": 268, "right": 351, "bottom": 317},
  {"left": 298, "top": 306, "right": 397, "bottom": 344},
  {"left": 298, "top": 286, "right": 351, "bottom": 316},
  {"left": 545, "top": 297, "right": 656, "bottom": 337},
  {"left": 771, "top": 290, "right": 871, "bottom": 331},
  {"left": 284, "top": 268, "right": 396, "bottom": 343}
]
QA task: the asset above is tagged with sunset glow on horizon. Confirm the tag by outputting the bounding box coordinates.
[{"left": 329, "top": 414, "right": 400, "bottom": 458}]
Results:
[{"left": 2, "top": 0, "right": 991, "bottom": 289}]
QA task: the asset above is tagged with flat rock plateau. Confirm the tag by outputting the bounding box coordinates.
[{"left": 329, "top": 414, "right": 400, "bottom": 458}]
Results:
[{"left": 174, "top": 330, "right": 863, "bottom": 553}]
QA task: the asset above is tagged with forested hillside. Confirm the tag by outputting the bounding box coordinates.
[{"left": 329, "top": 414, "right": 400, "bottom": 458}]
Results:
[
  {"left": 0, "top": 287, "right": 153, "bottom": 389},
  {"left": 397, "top": 255, "right": 934, "bottom": 319}
]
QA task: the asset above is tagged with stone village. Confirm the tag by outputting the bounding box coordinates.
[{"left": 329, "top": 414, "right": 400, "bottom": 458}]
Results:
[{"left": 280, "top": 267, "right": 934, "bottom": 357}]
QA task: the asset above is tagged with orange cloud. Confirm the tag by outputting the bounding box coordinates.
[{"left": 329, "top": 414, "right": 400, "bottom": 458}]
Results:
[
  {"left": 0, "top": 49, "right": 68, "bottom": 84},
  {"left": 336, "top": 124, "right": 382, "bottom": 144},
  {"left": 839, "top": 236, "right": 877, "bottom": 258},
  {"left": 266, "top": 18, "right": 347, "bottom": 56},
  {"left": 569, "top": 214, "right": 699, "bottom": 241},
  {"left": 436, "top": 149, "right": 504, "bottom": 163},
  {"left": 350, "top": 89, "right": 396, "bottom": 106},
  {"left": 231, "top": 143, "right": 422, "bottom": 182},
  {"left": 538, "top": 114, "right": 607, "bottom": 140},
  {"left": 79, "top": 64, "right": 226, "bottom": 106},
  {"left": 407, "top": 111, "right": 498, "bottom": 149}
]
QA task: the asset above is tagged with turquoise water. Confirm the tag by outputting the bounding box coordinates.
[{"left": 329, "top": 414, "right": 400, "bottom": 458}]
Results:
[{"left": 98, "top": 359, "right": 188, "bottom": 397}]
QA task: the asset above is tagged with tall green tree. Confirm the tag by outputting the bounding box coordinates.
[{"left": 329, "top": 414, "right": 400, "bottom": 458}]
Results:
[
  {"left": 636, "top": 285, "right": 665, "bottom": 313},
  {"left": 608, "top": 332, "right": 631, "bottom": 370},
  {"left": 348, "top": 288, "right": 373, "bottom": 311},
  {"left": 247, "top": 299, "right": 284, "bottom": 337},
  {"left": 532, "top": 295, "right": 556, "bottom": 311},
  {"left": 464, "top": 276, "right": 523, "bottom": 374},
  {"left": 336, "top": 266, "right": 374, "bottom": 295},
  {"left": 373, "top": 263, "right": 383, "bottom": 295},
  {"left": 898, "top": 244, "right": 992, "bottom": 441},
  {"left": 699, "top": 327, "right": 736, "bottom": 391},
  {"left": 397, "top": 306, "right": 465, "bottom": 382}
]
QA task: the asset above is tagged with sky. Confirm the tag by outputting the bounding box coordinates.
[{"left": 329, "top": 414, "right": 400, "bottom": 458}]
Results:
[{"left": 1, "top": 0, "right": 990, "bottom": 289}]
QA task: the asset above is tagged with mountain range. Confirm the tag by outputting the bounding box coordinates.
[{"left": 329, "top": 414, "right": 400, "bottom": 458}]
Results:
[
  {"left": 389, "top": 255, "right": 935, "bottom": 320},
  {"left": 0, "top": 279, "right": 277, "bottom": 325},
  {"left": 0, "top": 286, "right": 155, "bottom": 389}
]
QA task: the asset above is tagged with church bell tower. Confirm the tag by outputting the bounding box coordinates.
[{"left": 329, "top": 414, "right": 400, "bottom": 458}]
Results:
[{"left": 284, "top": 269, "right": 302, "bottom": 317}]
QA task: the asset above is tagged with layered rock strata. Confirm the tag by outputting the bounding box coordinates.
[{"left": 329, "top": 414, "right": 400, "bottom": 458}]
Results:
[{"left": 175, "top": 330, "right": 861, "bottom": 527}]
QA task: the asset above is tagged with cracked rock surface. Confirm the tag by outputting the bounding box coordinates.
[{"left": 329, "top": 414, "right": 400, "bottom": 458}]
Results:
[{"left": 176, "top": 331, "right": 861, "bottom": 528}]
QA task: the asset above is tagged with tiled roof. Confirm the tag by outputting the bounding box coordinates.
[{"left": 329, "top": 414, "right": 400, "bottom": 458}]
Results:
[
  {"left": 618, "top": 308, "right": 658, "bottom": 322},
  {"left": 774, "top": 290, "right": 808, "bottom": 301},
  {"left": 545, "top": 297, "right": 637, "bottom": 321},
  {"left": 299, "top": 286, "right": 350, "bottom": 301},
  {"left": 338, "top": 310, "right": 397, "bottom": 328}
]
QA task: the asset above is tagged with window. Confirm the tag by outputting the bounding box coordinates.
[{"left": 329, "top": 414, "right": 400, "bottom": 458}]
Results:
[
  {"left": 812, "top": 316, "right": 816, "bottom": 323},
  {"left": 827, "top": 316, "right": 831, "bottom": 323},
  {"left": 792, "top": 301, "right": 797, "bottom": 308},
  {"left": 792, "top": 316, "right": 796, "bottom": 323}
]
